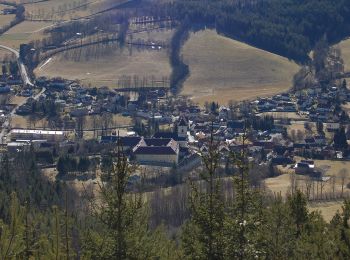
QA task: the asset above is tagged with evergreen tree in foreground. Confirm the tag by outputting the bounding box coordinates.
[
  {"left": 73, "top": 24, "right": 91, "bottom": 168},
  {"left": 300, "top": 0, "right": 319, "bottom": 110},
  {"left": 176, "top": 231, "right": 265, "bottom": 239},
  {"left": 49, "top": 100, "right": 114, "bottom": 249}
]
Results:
[{"left": 82, "top": 147, "right": 177, "bottom": 259}]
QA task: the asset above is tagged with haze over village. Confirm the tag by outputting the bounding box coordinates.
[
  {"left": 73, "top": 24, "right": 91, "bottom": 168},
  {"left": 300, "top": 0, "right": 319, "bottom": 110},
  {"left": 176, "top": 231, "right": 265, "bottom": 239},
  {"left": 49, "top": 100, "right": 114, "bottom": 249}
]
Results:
[{"left": 1, "top": 0, "right": 350, "bottom": 258}]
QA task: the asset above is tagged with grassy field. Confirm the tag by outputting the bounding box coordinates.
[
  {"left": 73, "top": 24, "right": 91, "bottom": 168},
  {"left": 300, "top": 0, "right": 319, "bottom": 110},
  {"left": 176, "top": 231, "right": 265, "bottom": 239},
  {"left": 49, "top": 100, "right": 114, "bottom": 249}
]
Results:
[
  {"left": 34, "top": 45, "right": 171, "bottom": 88},
  {"left": 0, "top": 4, "right": 15, "bottom": 29},
  {"left": 181, "top": 29, "right": 300, "bottom": 105}
]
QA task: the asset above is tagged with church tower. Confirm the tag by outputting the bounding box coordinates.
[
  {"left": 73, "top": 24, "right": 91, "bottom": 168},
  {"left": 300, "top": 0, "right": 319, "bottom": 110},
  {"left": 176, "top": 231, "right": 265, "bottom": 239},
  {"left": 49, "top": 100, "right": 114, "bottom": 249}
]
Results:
[{"left": 177, "top": 116, "right": 188, "bottom": 138}]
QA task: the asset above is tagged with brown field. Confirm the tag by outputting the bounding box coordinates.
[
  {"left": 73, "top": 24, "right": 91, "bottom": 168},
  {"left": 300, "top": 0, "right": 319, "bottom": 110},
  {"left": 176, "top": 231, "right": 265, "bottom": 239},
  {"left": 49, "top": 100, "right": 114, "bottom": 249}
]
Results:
[
  {"left": 265, "top": 159, "right": 350, "bottom": 221},
  {"left": 0, "top": 4, "right": 15, "bottom": 28},
  {"left": 181, "top": 29, "right": 300, "bottom": 105},
  {"left": 0, "top": 14, "right": 15, "bottom": 29},
  {"left": 18, "top": 0, "right": 99, "bottom": 20},
  {"left": 11, "top": 0, "right": 123, "bottom": 21},
  {"left": 309, "top": 201, "right": 343, "bottom": 222},
  {"left": 0, "top": 48, "right": 16, "bottom": 61},
  {"left": 131, "top": 28, "right": 174, "bottom": 43},
  {"left": 0, "top": 21, "right": 53, "bottom": 48},
  {"left": 338, "top": 39, "right": 350, "bottom": 71},
  {"left": 35, "top": 45, "right": 171, "bottom": 88},
  {"left": 4, "top": 20, "right": 54, "bottom": 34}
]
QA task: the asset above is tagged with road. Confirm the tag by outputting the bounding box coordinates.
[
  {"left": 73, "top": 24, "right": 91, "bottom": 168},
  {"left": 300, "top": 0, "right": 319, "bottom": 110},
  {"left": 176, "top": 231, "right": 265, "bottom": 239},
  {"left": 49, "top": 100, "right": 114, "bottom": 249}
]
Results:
[
  {"left": 0, "top": 44, "right": 34, "bottom": 86},
  {"left": 0, "top": 86, "right": 46, "bottom": 144},
  {"left": 0, "top": 44, "right": 46, "bottom": 144}
]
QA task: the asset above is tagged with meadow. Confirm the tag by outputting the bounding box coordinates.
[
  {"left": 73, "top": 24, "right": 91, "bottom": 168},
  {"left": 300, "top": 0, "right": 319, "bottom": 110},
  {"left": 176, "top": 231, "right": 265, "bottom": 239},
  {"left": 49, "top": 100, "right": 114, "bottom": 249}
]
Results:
[{"left": 181, "top": 29, "right": 300, "bottom": 105}]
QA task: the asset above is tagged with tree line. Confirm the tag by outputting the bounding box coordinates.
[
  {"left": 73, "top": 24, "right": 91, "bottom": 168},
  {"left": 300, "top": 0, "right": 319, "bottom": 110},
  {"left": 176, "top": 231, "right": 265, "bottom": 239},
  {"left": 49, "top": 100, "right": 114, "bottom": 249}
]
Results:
[
  {"left": 2, "top": 136, "right": 350, "bottom": 258},
  {"left": 165, "top": 0, "right": 350, "bottom": 63}
]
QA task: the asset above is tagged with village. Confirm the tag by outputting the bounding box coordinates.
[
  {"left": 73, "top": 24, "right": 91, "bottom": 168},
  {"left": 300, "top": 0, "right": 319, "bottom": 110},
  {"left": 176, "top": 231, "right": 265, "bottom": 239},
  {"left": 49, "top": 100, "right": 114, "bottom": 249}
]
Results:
[{"left": 0, "top": 65, "right": 349, "bottom": 194}]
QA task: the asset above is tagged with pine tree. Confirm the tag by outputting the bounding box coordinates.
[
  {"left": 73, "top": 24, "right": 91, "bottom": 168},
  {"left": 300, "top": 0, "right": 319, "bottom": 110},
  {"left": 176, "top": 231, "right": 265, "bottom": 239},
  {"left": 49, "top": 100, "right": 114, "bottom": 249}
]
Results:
[
  {"left": 0, "top": 193, "right": 25, "bottom": 259},
  {"left": 181, "top": 136, "right": 225, "bottom": 259},
  {"left": 263, "top": 194, "right": 296, "bottom": 259},
  {"left": 224, "top": 134, "right": 264, "bottom": 259},
  {"left": 82, "top": 146, "right": 176, "bottom": 259}
]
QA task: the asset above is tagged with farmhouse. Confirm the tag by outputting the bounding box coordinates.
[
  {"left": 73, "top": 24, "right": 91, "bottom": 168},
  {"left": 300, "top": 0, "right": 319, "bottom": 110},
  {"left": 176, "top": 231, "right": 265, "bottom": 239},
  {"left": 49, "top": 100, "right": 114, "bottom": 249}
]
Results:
[{"left": 295, "top": 160, "right": 315, "bottom": 174}]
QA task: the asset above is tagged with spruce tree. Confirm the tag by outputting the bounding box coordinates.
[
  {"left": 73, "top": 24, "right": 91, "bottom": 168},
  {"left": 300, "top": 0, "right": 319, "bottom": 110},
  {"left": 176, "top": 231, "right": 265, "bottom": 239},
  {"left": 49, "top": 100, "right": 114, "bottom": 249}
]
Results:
[
  {"left": 181, "top": 136, "right": 225, "bottom": 259},
  {"left": 82, "top": 146, "right": 176, "bottom": 259}
]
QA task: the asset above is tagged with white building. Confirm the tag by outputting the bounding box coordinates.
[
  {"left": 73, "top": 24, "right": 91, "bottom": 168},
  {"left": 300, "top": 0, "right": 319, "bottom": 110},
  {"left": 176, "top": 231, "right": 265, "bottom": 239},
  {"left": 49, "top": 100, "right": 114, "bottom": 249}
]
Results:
[{"left": 10, "top": 129, "right": 66, "bottom": 142}]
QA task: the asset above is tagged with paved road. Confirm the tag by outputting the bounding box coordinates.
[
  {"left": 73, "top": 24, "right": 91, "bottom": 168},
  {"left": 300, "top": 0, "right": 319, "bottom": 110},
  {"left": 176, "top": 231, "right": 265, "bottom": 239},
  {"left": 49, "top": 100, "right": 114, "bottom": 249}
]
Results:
[{"left": 0, "top": 44, "right": 34, "bottom": 86}]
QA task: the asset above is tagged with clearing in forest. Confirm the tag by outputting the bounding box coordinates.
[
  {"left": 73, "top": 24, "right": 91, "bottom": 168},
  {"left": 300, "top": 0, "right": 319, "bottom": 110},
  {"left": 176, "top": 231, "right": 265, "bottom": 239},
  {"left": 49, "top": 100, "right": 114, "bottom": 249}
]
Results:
[{"left": 181, "top": 29, "right": 300, "bottom": 105}]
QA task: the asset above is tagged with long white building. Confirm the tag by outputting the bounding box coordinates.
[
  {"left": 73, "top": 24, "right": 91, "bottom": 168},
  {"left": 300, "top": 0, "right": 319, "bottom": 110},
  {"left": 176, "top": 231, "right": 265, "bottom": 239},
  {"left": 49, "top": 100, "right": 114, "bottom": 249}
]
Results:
[{"left": 10, "top": 129, "right": 66, "bottom": 142}]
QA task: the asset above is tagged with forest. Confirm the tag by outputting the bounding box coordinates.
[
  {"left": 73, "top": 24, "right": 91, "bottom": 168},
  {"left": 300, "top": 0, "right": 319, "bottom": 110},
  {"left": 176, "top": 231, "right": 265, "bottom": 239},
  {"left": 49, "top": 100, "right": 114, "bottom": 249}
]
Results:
[{"left": 166, "top": 0, "right": 350, "bottom": 62}]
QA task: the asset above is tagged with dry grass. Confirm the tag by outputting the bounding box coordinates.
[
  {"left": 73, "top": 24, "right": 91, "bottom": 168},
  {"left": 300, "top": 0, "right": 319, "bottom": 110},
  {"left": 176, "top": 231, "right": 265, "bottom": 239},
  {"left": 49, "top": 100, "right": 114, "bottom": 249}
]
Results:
[
  {"left": 309, "top": 201, "right": 343, "bottom": 222},
  {"left": 35, "top": 45, "right": 171, "bottom": 88},
  {"left": 181, "top": 29, "right": 300, "bottom": 105},
  {"left": 131, "top": 28, "right": 174, "bottom": 43},
  {"left": 11, "top": 115, "right": 49, "bottom": 128},
  {"left": 11, "top": 95, "right": 26, "bottom": 105},
  {"left": 0, "top": 48, "right": 16, "bottom": 61},
  {"left": 0, "top": 21, "right": 53, "bottom": 49},
  {"left": 20, "top": 0, "right": 100, "bottom": 20},
  {"left": 11, "top": 0, "right": 124, "bottom": 20},
  {"left": 4, "top": 20, "right": 54, "bottom": 34},
  {"left": 338, "top": 39, "right": 350, "bottom": 71},
  {"left": 0, "top": 14, "right": 15, "bottom": 29},
  {"left": 0, "top": 20, "right": 54, "bottom": 48},
  {"left": 265, "top": 159, "right": 350, "bottom": 222}
]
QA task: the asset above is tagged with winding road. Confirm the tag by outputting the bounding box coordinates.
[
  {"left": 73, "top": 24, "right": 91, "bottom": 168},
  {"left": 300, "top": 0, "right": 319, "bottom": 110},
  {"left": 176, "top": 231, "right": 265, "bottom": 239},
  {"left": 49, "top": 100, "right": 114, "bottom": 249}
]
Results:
[
  {"left": 0, "top": 44, "right": 34, "bottom": 86},
  {"left": 0, "top": 44, "right": 46, "bottom": 144}
]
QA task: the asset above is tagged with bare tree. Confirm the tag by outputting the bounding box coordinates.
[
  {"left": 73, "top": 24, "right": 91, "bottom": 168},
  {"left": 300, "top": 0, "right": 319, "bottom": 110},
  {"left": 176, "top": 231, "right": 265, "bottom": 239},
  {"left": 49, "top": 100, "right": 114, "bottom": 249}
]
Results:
[
  {"left": 76, "top": 115, "right": 86, "bottom": 139},
  {"left": 339, "top": 168, "right": 349, "bottom": 198},
  {"left": 304, "top": 176, "right": 313, "bottom": 200}
]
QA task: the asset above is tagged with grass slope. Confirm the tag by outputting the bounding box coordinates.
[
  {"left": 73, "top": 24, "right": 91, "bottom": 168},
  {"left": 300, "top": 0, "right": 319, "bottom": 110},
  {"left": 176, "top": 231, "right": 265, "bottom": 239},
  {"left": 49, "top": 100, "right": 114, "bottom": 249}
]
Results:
[
  {"left": 338, "top": 38, "right": 350, "bottom": 71},
  {"left": 181, "top": 30, "right": 300, "bottom": 105},
  {"left": 34, "top": 45, "right": 171, "bottom": 88},
  {"left": 0, "top": 21, "right": 52, "bottom": 48}
]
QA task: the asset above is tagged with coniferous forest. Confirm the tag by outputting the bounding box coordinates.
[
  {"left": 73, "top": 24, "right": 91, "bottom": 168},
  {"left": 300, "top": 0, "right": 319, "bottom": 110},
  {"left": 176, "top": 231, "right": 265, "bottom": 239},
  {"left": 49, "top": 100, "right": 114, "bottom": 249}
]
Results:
[{"left": 166, "top": 0, "right": 350, "bottom": 62}]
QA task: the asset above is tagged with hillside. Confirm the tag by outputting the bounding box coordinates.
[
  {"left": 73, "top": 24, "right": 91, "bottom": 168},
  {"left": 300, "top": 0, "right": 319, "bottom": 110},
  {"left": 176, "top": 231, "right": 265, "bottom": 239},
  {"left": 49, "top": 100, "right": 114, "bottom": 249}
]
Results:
[
  {"left": 181, "top": 30, "right": 299, "bottom": 105},
  {"left": 169, "top": 0, "right": 350, "bottom": 62},
  {"left": 338, "top": 38, "right": 350, "bottom": 71},
  {"left": 34, "top": 45, "right": 171, "bottom": 88}
]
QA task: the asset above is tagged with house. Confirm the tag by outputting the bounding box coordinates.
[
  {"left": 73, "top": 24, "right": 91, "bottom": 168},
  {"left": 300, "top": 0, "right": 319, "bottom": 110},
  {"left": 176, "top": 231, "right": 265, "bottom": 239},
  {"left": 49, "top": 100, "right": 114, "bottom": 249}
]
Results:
[
  {"left": 326, "top": 122, "right": 340, "bottom": 132},
  {"left": 100, "top": 136, "right": 142, "bottom": 152},
  {"left": 0, "top": 85, "right": 11, "bottom": 94},
  {"left": 133, "top": 138, "right": 179, "bottom": 166},
  {"left": 271, "top": 156, "right": 294, "bottom": 165},
  {"left": 227, "top": 120, "right": 245, "bottom": 133},
  {"left": 295, "top": 160, "right": 315, "bottom": 174},
  {"left": 7, "top": 141, "right": 31, "bottom": 153},
  {"left": 219, "top": 106, "right": 230, "bottom": 119}
]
